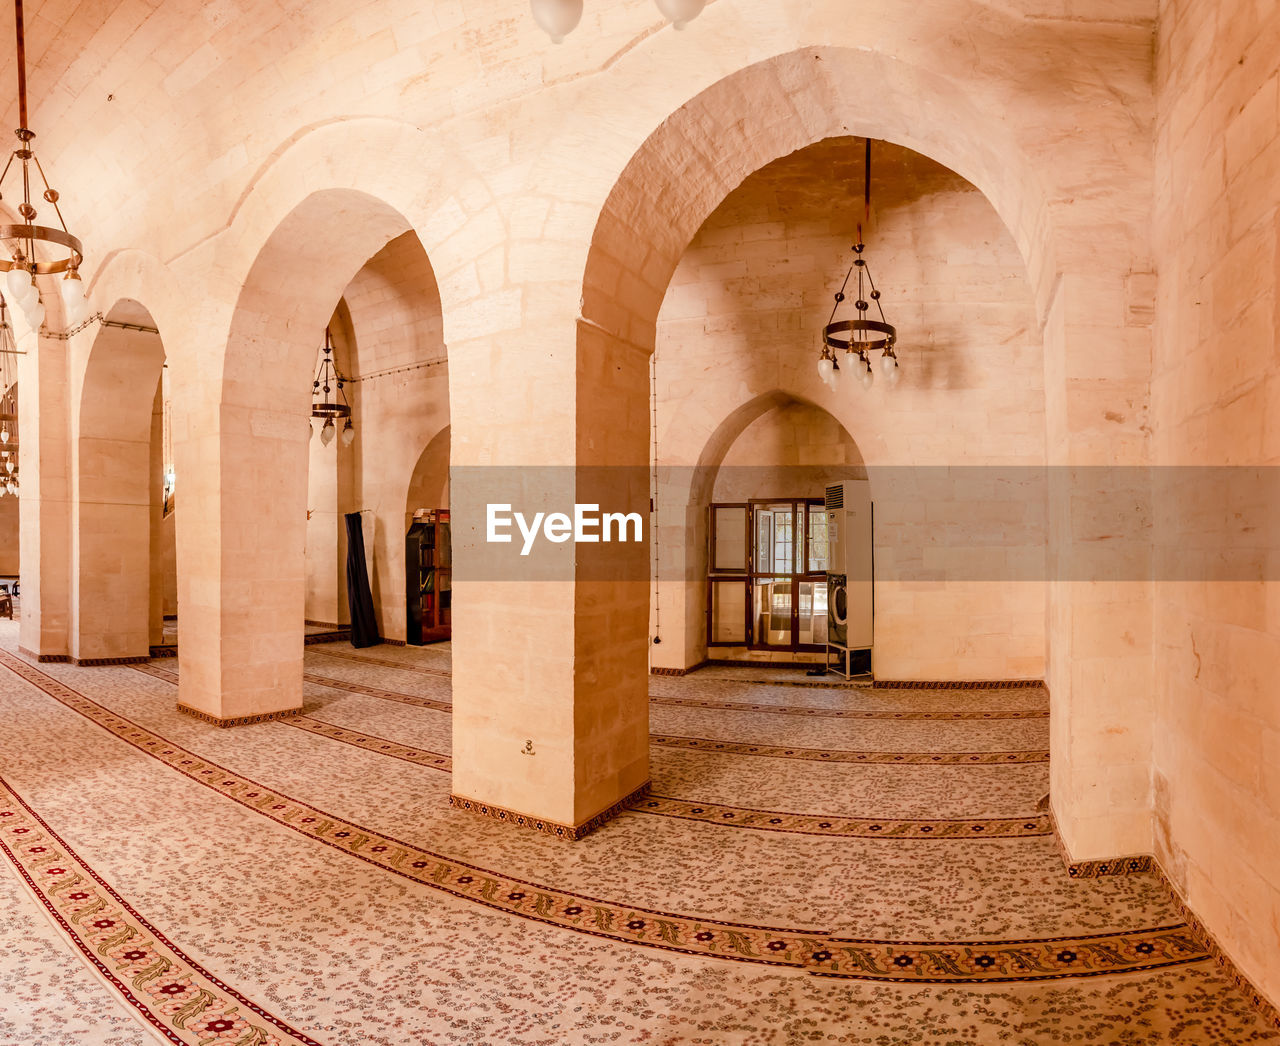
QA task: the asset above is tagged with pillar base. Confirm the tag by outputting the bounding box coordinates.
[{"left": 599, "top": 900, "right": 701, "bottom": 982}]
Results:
[
  {"left": 73, "top": 655, "right": 152, "bottom": 667},
  {"left": 449, "top": 780, "right": 652, "bottom": 841},
  {"left": 1049, "top": 809, "right": 1152, "bottom": 878},
  {"left": 18, "top": 647, "right": 70, "bottom": 663},
  {"left": 1050, "top": 808, "right": 1278, "bottom": 1029},
  {"left": 176, "top": 703, "right": 301, "bottom": 728}
]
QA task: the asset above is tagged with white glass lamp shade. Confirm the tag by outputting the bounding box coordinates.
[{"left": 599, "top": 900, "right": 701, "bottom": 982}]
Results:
[
  {"left": 860, "top": 362, "right": 875, "bottom": 390},
  {"left": 531, "top": 0, "right": 582, "bottom": 42},
  {"left": 0, "top": 426, "right": 8, "bottom": 443},
  {"left": 4, "top": 460, "right": 12, "bottom": 474},
  {"left": 817, "top": 355, "right": 834, "bottom": 384},
  {"left": 67, "top": 297, "right": 89, "bottom": 328},
  {"left": 4, "top": 266, "right": 31, "bottom": 299},
  {"left": 880, "top": 353, "right": 897, "bottom": 376},
  {"left": 60, "top": 272, "right": 85, "bottom": 307},
  {"left": 655, "top": 0, "right": 706, "bottom": 28},
  {"left": 23, "top": 299, "right": 45, "bottom": 332},
  {"left": 883, "top": 356, "right": 901, "bottom": 386},
  {"left": 16, "top": 281, "right": 38, "bottom": 311},
  {"left": 61, "top": 274, "right": 90, "bottom": 327},
  {"left": 340, "top": 420, "right": 355, "bottom": 447},
  {"left": 320, "top": 418, "right": 335, "bottom": 446}
]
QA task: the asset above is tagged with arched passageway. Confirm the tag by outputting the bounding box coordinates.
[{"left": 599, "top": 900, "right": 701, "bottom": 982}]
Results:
[
  {"left": 564, "top": 47, "right": 1148, "bottom": 860},
  {"left": 655, "top": 393, "right": 868, "bottom": 669},
  {"left": 177, "top": 189, "right": 450, "bottom": 722},
  {"left": 72, "top": 300, "right": 167, "bottom": 663},
  {"left": 301, "top": 232, "right": 451, "bottom": 643}
]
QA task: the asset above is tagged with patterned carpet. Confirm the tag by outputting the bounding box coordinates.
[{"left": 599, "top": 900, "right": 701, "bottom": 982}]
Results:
[{"left": 0, "top": 622, "right": 1275, "bottom": 1043}]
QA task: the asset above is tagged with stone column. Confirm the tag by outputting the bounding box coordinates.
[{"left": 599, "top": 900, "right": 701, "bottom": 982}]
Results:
[
  {"left": 171, "top": 333, "right": 307, "bottom": 724},
  {"left": 71, "top": 324, "right": 163, "bottom": 663},
  {"left": 1045, "top": 270, "right": 1156, "bottom": 862},
  {"left": 448, "top": 299, "right": 650, "bottom": 835},
  {"left": 17, "top": 327, "right": 71, "bottom": 659}
]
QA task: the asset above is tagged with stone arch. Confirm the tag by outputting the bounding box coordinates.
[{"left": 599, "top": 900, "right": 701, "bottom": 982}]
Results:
[
  {"left": 404, "top": 425, "right": 451, "bottom": 526},
  {"left": 653, "top": 389, "right": 867, "bottom": 670},
  {"left": 71, "top": 299, "right": 167, "bottom": 662},
  {"left": 208, "top": 117, "right": 494, "bottom": 359},
  {"left": 579, "top": 47, "right": 1059, "bottom": 356},
  {"left": 84, "top": 249, "right": 190, "bottom": 357},
  {"left": 175, "top": 184, "right": 441, "bottom": 719},
  {"left": 641, "top": 128, "right": 1053, "bottom": 679}
]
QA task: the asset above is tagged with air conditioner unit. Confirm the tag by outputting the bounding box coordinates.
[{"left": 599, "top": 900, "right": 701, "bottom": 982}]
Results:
[{"left": 824, "top": 481, "right": 873, "bottom": 651}]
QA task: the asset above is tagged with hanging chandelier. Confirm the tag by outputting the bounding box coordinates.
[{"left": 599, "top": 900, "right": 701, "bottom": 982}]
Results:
[
  {"left": 818, "top": 138, "right": 899, "bottom": 391},
  {"left": 530, "top": 0, "right": 705, "bottom": 42},
  {"left": 1, "top": 1, "right": 87, "bottom": 331},
  {"left": 310, "top": 326, "right": 354, "bottom": 447},
  {"left": 0, "top": 296, "right": 19, "bottom": 497},
  {"left": 0, "top": 0, "right": 88, "bottom": 333}
]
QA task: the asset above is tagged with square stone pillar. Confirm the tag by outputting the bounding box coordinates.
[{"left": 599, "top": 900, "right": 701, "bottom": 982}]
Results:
[
  {"left": 171, "top": 369, "right": 306, "bottom": 726},
  {"left": 1044, "top": 272, "right": 1156, "bottom": 862},
  {"left": 448, "top": 313, "right": 650, "bottom": 836},
  {"left": 17, "top": 328, "right": 71, "bottom": 660},
  {"left": 71, "top": 322, "right": 163, "bottom": 664}
]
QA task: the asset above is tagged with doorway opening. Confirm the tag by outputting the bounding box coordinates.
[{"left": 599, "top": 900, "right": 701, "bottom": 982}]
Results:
[{"left": 707, "top": 499, "right": 829, "bottom": 653}]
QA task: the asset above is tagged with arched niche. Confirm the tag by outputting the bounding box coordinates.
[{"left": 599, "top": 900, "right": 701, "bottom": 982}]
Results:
[{"left": 654, "top": 391, "right": 867, "bottom": 669}]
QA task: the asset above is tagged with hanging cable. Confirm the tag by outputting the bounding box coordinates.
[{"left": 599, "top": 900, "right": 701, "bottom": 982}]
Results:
[{"left": 650, "top": 347, "right": 661, "bottom": 644}]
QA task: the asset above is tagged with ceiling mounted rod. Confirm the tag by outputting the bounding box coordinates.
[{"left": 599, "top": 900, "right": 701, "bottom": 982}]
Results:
[{"left": 13, "top": 0, "right": 25, "bottom": 130}]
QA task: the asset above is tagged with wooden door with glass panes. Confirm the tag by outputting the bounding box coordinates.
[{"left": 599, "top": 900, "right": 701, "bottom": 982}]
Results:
[{"left": 707, "top": 500, "right": 827, "bottom": 652}]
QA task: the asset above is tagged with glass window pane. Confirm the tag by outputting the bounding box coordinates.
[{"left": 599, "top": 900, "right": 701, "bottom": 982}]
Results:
[
  {"left": 712, "top": 506, "right": 747, "bottom": 573},
  {"left": 754, "top": 503, "right": 795, "bottom": 573},
  {"left": 754, "top": 510, "right": 773, "bottom": 573},
  {"left": 710, "top": 581, "right": 747, "bottom": 643},
  {"left": 796, "top": 580, "right": 827, "bottom": 645},
  {"left": 807, "top": 508, "right": 828, "bottom": 573},
  {"left": 753, "top": 577, "right": 793, "bottom": 645},
  {"left": 773, "top": 510, "right": 794, "bottom": 572}
]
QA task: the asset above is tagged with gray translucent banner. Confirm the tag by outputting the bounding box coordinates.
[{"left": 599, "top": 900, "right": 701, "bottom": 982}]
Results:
[{"left": 443, "top": 466, "right": 1280, "bottom": 582}]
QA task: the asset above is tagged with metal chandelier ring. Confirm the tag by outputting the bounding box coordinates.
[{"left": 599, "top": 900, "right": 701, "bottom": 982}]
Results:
[
  {"left": 0, "top": 224, "right": 85, "bottom": 274},
  {"left": 822, "top": 319, "right": 897, "bottom": 355}
]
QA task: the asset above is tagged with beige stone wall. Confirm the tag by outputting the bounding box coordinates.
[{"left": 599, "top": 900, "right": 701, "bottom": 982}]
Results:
[
  {"left": 1152, "top": 0, "right": 1280, "bottom": 1006},
  {"left": 652, "top": 141, "right": 1047, "bottom": 680}
]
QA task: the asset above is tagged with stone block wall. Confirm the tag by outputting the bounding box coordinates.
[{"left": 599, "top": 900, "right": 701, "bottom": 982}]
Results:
[{"left": 1152, "top": 0, "right": 1280, "bottom": 1007}]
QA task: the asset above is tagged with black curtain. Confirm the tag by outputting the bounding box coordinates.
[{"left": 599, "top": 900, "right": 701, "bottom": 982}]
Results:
[{"left": 344, "top": 512, "right": 380, "bottom": 648}]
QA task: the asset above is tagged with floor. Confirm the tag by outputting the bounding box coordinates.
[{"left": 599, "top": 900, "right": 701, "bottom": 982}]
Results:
[{"left": 0, "top": 620, "right": 1275, "bottom": 1044}]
